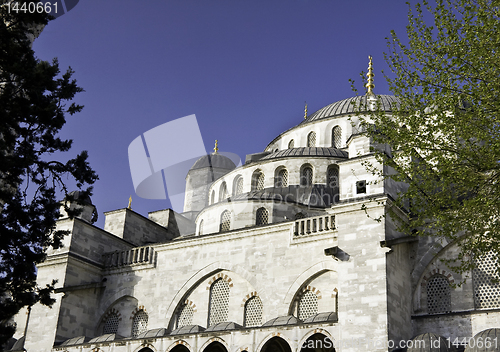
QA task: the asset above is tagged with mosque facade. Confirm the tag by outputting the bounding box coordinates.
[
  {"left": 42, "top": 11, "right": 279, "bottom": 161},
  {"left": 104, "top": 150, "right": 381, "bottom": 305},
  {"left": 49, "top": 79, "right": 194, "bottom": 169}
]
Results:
[{"left": 7, "top": 63, "right": 500, "bottom": 352}]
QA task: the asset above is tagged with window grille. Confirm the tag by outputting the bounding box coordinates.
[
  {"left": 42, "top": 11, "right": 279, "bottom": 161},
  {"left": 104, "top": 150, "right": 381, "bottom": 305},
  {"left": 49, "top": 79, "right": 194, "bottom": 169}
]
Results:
[
  {"left": 257, "top": 173, "right": 265, "bottom": 190},
  {"left": 327, "top": 166, "right": 339, "bottom": 188},
  {"left": 473, "top": 251, "right": 500, "bottom": 309},
  {"left": 301, "top": 166, "right": 313, "bottom": 186},
  {"left": 256, "top": 207, "right": 269, "bottom": 225},
  {"left": 244, "top": 296, "right": 263, "bottom": 327},
  {"left": 199, "top": 220, "right": 204, "bottom": 236},
  {"left": 276, "top": 169, "right": 288, "bottom": 188},
  {"left": 298, "top": 290, "right": 318, "bottom": 320},
  {"left": 288, "top": 139, "right": 294, "bottom": 149},
  {"left": 177, "top": 303, "right": 194, "bottom": 328},
  {"left": 210, "top": 190, "right": 215, "bottom": 205},
  {"left": 220, "top": 210, "right": 231, "bottom": 232},
  {"left": 234, "top": 177, "right": 243, "bottom": 196},
  {"left": 131, "top": 310, "right": 148, "bottom": 337},
  {"left": 103, "top": 313, "right": 120, "bottom": 334},
  {"left": 219, "top": 182, "right": 228, "bottom": 201},
  {"left": 332, "top": 126, "right": 342, "bottom": 148},
  {"left": 426, "top": 275, "right": 451, "bottom": 314},
  {"left": 208, "top": 279, "right": 230, "bottom": 326},
  {"left": 307, "top": 132, "right": 316, "bottom": 147}
]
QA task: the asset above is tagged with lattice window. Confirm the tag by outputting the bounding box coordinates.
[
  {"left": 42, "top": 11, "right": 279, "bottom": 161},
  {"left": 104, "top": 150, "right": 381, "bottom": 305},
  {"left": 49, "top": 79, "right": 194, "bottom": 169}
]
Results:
[
  {"left": 220, "top": 210, "right": 231, "bottom": 232},
  {"left": 257, "top": 173, "right": 265, "bottom": 190},
  {"left": 301, "top": 166, "right": 313, "bottom": 186},
  {"left": 219, "top": 182, "right": 228, "bottom": 201},
  {"left": 177, "top": 303, "right": 194, "bottom": 328},
  {"left": 256, "top": 207, "right": 269, "bottom": 226},
  {"left": 199, "top": 220, "right": 204, "bottom": 236},
  {"left": 473, "top": 251, "right": 500, "bottom": 309},
  {"left": 208, "top": 279, "right": 230, "bottom": 326},
  {"left": 103, "top": 313, "right": 120, "bottom": 334},
  {"left": 234, "top": 177, "right": 243, "bottom": 196},
  {"left": 307, "top": 132, "right": 316, "bottom": 147},
  {"left": 298, "top": 290, "right": 318, "bottom": 320},
  {"left": 276, "top": 169, "right": 288, "bottom": 188},
  {"left": 327, "top": 166, "right": 339, "bottom": 188},
  {"left": 288, "top": 139, "right": 294, "bottom": 149},
  {"left": 426, "top": 275, "right": 451, "bottom": 314},
  {"left": 210, "top": 190, "right": 215, "bottom": 205},
  {"left": 332, "top": 126, "right": 342, "bottom": 148},
  {"left": 244, "top": 296, "right": 263, "bottom": 327},
  {"left": 131, "top": 310, "right": 148, "bottom": 337}
]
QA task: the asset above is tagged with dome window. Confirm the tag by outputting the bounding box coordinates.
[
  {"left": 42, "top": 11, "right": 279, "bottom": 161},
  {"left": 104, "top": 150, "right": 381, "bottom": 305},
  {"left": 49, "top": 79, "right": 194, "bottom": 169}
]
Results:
[
  {"left": 233, "top": 176, "right": 243, "bottom": 196},
  {"left": 252, "top": 170, "right": 265, "bottom": 191},
  {"left": 198, "top": 220, "right": 204, "bottom": 236},
  {"left": 210, "top": 190, "right": 215, "bottom": 205},
  {"left": 327, "top": 165, "right": 339, "bottom": 188},
  {"left": 219, "top": 181, "right": 228, "bottom": 201},
  {"left": 275, "top": 168, "right": 288, "bottom": 188},
  {"left": 220, "top": 210, "right": 231, "bottom": 232},
  {"left": 256, "top": 207, "right": 269, "bottom": 226},
  {"left": 301, "top": 165, "right": 313, "bottom": 186},
  {"left": 332, "top": 126, "right": 342, "bottom": 148},
  {"left": 288, "top": 139, "right": 294, "bottom": 149},
  {"left": 307, "top": 132, "right": 316, "bottom": 147}
]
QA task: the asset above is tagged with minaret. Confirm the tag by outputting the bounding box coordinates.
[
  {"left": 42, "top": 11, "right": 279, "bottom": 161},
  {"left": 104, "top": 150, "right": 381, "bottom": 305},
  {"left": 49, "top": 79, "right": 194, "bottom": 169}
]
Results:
[{"left": 366, "top": 55, "right": 378, "bottom": 110}]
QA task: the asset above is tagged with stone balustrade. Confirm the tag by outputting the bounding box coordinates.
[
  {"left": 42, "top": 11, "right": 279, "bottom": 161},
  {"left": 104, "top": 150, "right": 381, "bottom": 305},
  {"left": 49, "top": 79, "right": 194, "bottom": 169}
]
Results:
[
  {"left": 294, "top": 215, "right": 336, "bottom": 236},
  {"left": 103, "top": 246, "right": 155, "bottom": 268}
]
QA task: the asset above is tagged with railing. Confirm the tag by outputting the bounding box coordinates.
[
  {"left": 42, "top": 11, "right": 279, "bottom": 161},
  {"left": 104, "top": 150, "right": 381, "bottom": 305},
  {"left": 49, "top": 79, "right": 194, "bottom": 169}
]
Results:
[
  {"left": 103, "top": 246, "right": 155, "bottom": 268},
  {"left": 294, "top": 215, "right": 336, "bottom": 236}
]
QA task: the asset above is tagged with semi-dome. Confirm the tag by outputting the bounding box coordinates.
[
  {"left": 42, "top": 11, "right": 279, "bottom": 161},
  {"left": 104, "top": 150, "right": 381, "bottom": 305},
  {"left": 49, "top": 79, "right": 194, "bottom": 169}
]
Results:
[
  {"left": 190, "top": 153, "right": 236, "bottom": 171},
  {"left": 302, "top": 94, "right": 400, "bottom": 124}
]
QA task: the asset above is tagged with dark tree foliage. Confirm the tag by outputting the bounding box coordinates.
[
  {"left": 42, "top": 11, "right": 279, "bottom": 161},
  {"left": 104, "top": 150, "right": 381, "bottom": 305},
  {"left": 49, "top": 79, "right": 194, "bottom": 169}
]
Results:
[
  {"left": 0, "top": 1, "right": 97, "bottom": 345},
  {"left": 354, "top": 0, "right": 500, "bottom": 278}
]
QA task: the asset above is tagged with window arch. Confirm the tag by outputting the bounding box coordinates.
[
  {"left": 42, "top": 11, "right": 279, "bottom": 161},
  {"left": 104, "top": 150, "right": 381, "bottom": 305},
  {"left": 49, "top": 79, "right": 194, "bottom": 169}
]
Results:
[
  {"left": 288, "top": 139, "right": 295, "bottom": 149},
  {"left": 307, "top": 131, "right": 316, "bottom": 147},
  {"left": 233, "top": 176, "right": 243, "bottom": 196},
  {"left": 210, "top": 190, "right": 215, "bottom": 205},
  {"left": 103, "top": 312, "right": 120, "bottom": 334},
  {"left": 244, "top": 296, "right": 263, "bottom": 327},
  {"left": 275, "top": 168, "right": 288, "bottom": 188},
  {"left": 332, "top": 126, "right": 342, "bottom": 148},
  {"left": 300, "top": 165, "right": 313, "bottom": 186},
  {"left": 252, "top": 170, "right": 265, "bottom": 191},
  {"left": 131, "top": 310, "right": 148, "bottom": 337},
  {"left": 198, "top": 220, "right": 204, "bottom": 236},
  {"left": 427, "top": 274, "right": 451, "bottom": 314},
  {"left": 256, "top": 207, "right": 269, "bottom": 226},
  {"left": 298, "top": 290, "right": 318, "bottom": 320},
  {"left": 208, "top": 279, "right": 230, "bottom": 326},
  {"left": 219, "top": 181, "right": 228, "bottom": 201},
  {"left": 176, "top": 302, "right": 195, "bottom": 329},
  {"left": 220, "top": 210, "right": 231, "bottom": 232}
]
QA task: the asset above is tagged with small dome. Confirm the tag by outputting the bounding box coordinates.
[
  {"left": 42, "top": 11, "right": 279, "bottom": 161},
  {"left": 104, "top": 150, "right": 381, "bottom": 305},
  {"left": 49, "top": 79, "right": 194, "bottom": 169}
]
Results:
[
  {"left": 190, "top": 153, "right": 236, "bottom": 171},
  {"left": 465, "top": 329, "right": 500, "bottom": 352},
  {"left": 66, "top": 191, "right": 93, "bottom": 205}
]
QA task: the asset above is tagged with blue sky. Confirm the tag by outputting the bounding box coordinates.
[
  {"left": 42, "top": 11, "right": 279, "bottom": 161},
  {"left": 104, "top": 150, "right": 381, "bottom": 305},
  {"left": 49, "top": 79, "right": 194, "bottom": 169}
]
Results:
[{"left": 32, "top": 0, "right": 412, "bottom": 227}]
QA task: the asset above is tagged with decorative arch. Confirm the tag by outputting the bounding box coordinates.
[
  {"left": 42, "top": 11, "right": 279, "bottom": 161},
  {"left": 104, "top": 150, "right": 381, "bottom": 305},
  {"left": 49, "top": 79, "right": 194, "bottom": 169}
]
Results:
[
  {"left": 257, "top": 333, "right": 293, "bottom": 352},
  {"left": 166, "top": 340, "right": 191, "bottom": 352},
  {"left": 165, "top": 262, "right": 268, "bottom": 328},
  {"left": 97, "top": 294, "right": 139, "bottom": 335}
]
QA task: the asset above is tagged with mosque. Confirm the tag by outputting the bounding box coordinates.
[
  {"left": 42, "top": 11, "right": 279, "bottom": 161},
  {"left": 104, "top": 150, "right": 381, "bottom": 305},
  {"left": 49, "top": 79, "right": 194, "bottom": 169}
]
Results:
[{"left": 7, "top": 59, "right": 500, "bottom": 352}]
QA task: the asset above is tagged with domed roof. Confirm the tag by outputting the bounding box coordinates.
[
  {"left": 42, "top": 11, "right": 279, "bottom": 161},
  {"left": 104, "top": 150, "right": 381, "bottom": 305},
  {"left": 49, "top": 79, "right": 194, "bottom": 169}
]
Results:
[
  {"left": 302, "top": 94, "right": 400, "bottom": 124},
  {"left": 465, "top": 329, "right": 500, "bottom": 352},
  {"left": 190, "top": 153, "right": 236, "bottom": 171},
  {"left": 261, "top": 147, "right": 348, "bottom": 160}
]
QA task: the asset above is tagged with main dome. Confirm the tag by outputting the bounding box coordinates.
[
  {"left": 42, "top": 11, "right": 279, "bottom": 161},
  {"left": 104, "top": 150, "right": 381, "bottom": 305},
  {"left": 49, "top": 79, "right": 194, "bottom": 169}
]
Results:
[{"left": 302, "top": 94, "right": 399, "bottom": 124}]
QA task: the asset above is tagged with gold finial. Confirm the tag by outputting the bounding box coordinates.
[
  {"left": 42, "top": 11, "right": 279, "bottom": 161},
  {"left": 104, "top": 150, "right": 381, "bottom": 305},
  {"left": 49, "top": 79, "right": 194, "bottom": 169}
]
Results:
[
  {"left": 213, "top": 139, "right": 219, "bottom": 154},
  {"left": 127, "top": 195, "right": 132, "bottom": 209},
  {"left": 366, "top": 55, "right": 375, "bottom": 96},
  {"left": 304, "top": 102, "right": 308, "bottom": 119}
]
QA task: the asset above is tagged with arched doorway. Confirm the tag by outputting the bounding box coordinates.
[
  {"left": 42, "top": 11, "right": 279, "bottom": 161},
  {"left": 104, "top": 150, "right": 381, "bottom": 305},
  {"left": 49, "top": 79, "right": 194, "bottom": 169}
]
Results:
[
  {"left": 261, "top": 337, "right": 292, "bottom": 352},
  {"left": 300, "top": 333, "right": 335, "bottom": 352},
  {"left": 203, "top": 341, "right": 228, "bottom": 352},
  {"left": 170, "top": 345, "right": 190, "bottom": 352}
]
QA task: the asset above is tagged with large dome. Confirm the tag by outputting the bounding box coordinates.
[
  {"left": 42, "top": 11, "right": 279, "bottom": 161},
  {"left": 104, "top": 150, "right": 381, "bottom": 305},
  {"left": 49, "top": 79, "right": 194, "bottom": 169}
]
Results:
[
  {"left": 302, "top": 94, "right": 400, "bottom": 124},
  {"left": 190, "top": 153, "right": 236, "bottom": 171}
]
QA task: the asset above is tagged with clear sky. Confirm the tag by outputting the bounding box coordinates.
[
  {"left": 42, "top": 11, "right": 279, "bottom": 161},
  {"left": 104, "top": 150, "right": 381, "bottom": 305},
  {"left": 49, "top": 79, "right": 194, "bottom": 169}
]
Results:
[{"left": 32, "top": 0, "right": 413, "bottom": 227}]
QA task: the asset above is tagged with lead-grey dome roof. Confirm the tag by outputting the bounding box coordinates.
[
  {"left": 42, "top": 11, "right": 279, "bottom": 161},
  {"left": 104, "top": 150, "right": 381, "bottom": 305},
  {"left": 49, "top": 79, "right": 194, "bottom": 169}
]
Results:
[
  {"left": 190, "top": 153, "right": 236, "bottom": 171},
  {"left": 302, "top": 94, "right": 400, "bottom": 123},
  {"left": 261, "top": 147, "right": 348, "bottom": 160}
]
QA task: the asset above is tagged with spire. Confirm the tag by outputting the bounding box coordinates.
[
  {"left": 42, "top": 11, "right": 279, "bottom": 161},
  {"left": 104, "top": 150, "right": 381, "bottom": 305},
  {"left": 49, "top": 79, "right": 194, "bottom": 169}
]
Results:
[
  {"left": 127, "top": 195, "right": 132, "bottom": 209},
  {"left": 213, "top": 139, "right": 219, "bottom": 154},
  {"left": 366, "top": 55, "right": 375, "bottom": 96},
  {"left": 304, "top": 102, "right": 308, "bottom": 119}
]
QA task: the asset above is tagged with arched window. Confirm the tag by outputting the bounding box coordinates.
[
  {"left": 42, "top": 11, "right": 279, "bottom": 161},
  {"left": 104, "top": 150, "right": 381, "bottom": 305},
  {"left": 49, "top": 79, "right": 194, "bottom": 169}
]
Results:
[
  {"left": 233, "top": 176, "right": 243, "bottom": 196},
  {"left": 220, "top": 210, "right": 231, "bottom": 232},
  {"left": 208, "top": 279, "right": 230, "bottom": 326},
  {"left": 198, "top": 220, "right": 204, "bottom": 236},
  {"left": 301, "top": 165, "right": 313, "bottom": 186},
  {"left": 103, "top": 312, "right": 120, "bottom": 334},
  {"left": 427, "top": 274, "right": 451, "bottom": 314},
  {"left": 131, "top": 310, "right": 148, "bottom": 337},
  {"left": 298, "top": 290, "right": 318, "bottom": 320},
  {"left": 252, "top": 170, "right": 265, "bottom": 191},
  {"left": 256, "top": 207, "right": 269, "bottom": 225},
  {"left": 275, "top": 168, "right": 288, "bottom": 188},
  {"left": 176, "top": 303, "right": 194, "bottom": 329},
  {"left": 307, "top": 132, "right": 316, "bottom": 147},
  {"left": 219, "top": 181, "right": 228, "bottom": 201},
  {"left": 210, "top": 190, "right": 215, "bottom": 205},
  {"left": 332, "top": 126, "right": 342, "bottom": 148},
  {"left": 327, "top": 165, "right": 339, "bottom": 188},
  {"left": 473, "top": 250, "right": 500, "bottom": 308},
  {"left": 244, "top": 296, "right": 263, "bottom": 327},
  {"left": 288, "top": 139, "right": 295, "bottom": 149}
]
